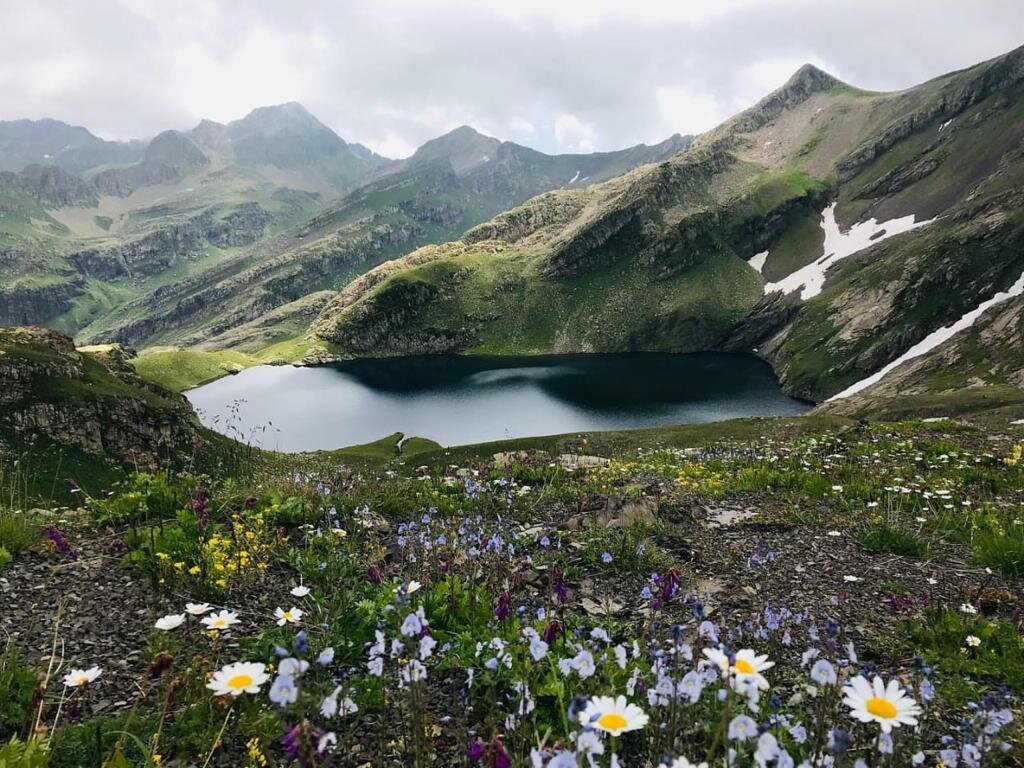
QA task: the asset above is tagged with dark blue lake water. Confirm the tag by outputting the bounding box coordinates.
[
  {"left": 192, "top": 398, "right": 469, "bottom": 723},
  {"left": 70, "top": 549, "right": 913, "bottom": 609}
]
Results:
[{"left": 185, "top": 353, "right": 808, "bottom": 451}]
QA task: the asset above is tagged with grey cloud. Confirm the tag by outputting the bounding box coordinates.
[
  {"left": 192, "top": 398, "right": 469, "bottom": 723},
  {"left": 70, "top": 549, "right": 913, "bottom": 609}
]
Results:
[{"left": 1, "top": 0, "right": 1021, "bottom": 156}]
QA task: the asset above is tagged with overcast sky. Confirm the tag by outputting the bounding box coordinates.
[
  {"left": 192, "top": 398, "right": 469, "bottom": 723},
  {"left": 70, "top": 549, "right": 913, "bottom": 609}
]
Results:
[{"left": 1, "top": 1, "right": 1021, "bottom": 158}]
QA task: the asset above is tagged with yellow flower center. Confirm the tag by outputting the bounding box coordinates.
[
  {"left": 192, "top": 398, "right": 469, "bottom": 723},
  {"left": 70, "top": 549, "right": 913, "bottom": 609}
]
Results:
[
  {"left": 596, "top": 713, "right": 628, "bottom": 731},
  {"left": 866, "top": 697, "right": 897, "bottom": 719},
  {"left": 76, "top": 676, "right": 90, "bottom": 685},
  {"left": 228, "top": 674, "right": 254, "bottom": 689},
  {"left": 282, "top": 612, "right": 293, "bottom": 620},
  {"left": 734, "top": 658, "right": 755, "bottom": 674},
  {"left": 212, "top": 619, "right": 225, "bottom": 627}
]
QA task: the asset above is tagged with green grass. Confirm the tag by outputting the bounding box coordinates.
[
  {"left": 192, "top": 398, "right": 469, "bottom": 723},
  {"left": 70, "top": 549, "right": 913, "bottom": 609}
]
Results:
[
  {"left": 760, "top": 208, "right": 824, "bottom": 282},
  {"left": 50, "top": 279, "right": 138, "bottom": 334},
  {"left": 0, "top": 512, "right": 38, "bottom": 557},
  {"left": 858, "top": 526, "right": 928, "bottom": 557},
  {"left": 131, "top": 348, "right": 259, "bottom": 392},
  {"left": 903, "top": 609, "right": 1024, "bottom": 697}
]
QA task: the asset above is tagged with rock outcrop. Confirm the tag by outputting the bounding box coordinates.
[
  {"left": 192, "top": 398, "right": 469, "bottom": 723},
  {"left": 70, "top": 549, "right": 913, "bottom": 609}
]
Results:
[
  {"left": 0, "top": 327, "right": 202, "bottom": 465},
  {"left": 91, "top": 130, "right": 208, "bottom": 197}
]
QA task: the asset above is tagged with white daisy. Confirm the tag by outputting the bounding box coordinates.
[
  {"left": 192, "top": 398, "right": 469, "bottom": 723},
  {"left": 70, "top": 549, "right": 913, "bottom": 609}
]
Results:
[
  {"left": 842, "top": 675, "right": 921, "bottom": 733},
  {"left": 202, "top": 609, "right": 241, "bottom": 631},
  {"left": 660, "top": 759, "right": 708, "bottom": 768},
  {"left": 206, "top": 661, "right": 269, "bottom": 697},
  {"left": 702, "top": 647, "right": 774, "bottom": 690},
  {"left": 965, "top": 635, "right": 981, "bottom": 647},
  {"left": 275, "top": 606, "right": 303, "bottom": 626},
  {"left": 577, "top": 695, "right": 649, "bottom": 736},
  {"left": 154, "top": 613, "right": 185, "bottom": 631},
  {"left": 185, "top": 602, "right": 213, "bottom": 616},
  {"left": 290, "top": 585, "right": 311, "bottom": 598},
  {"left": 63, "top": 666, "right": 102, "bottom": 687}
]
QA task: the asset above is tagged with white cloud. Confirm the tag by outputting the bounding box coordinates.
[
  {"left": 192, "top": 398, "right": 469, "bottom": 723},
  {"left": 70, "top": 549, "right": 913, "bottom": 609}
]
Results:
[
  {"left": 382, "top": 0, "right": 780, "bottom": 27},
  {"left": 0, "top": 1, "right": 1021, "bottom": 156},
  {"left": 655, "top": 86, "right": 727, "bottom": 136},
  {"left": 169, "top": 25, "right": 324, "bottom": 124},
  {"left": 553, "top": 113, "right": 597, "bottom": 152},
  {"left": 508, "top": 116, "right": 536, "bottom": 136},
  {"left": 363, "top": 132, "right": 419, "bottom": 159},
  {"left": 26, "top": 54, "right": 91, "bottom": 96}
]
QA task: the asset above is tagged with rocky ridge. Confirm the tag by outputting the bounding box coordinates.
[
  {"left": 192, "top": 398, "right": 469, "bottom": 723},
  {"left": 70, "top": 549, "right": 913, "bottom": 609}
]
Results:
[{"left": 0, "top": 326, "right": 201, "bottom": 465}]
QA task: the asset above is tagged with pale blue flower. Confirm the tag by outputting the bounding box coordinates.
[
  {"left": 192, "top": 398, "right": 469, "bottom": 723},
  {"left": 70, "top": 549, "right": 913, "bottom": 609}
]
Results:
[
  {"left": 679, "top": 671, "right": 703, "bottom": 704},
  {"left": 728, "top": 715, "right": 758, "bottom": 741},
  {"left": 878, "top": 733, "right": 894, "bottom": 755},
  {"left": 400, "top": 612, "right": 422, "bottom": 637},
  {"left": 529, "top": 637, "right": 549, "bottom": 661},
  {"left": 269, "top": 674, "right": 298, "bottom": 707},
  {"left": 811, "top": 659, "right": 837, "bottom": 686}
]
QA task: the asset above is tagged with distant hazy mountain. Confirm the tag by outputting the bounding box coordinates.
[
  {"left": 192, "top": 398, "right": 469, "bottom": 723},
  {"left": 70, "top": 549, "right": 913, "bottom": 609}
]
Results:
[
  {"left": 0, "top": 103, "right": 689, "bottom": 354},
  {"left": 0, "top": 117, "right": 143, "bottom": 174},
  {"left": 91, "top": 130, "right": 210, "bottom": 196},
  {"left": 71, "top": 125, "right": 691, "bottom": 350}
]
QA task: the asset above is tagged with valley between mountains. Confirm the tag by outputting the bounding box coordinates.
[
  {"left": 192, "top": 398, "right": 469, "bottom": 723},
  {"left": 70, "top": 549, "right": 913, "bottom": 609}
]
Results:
[
  {"left": 2, "top": 27, "right": 1024, "bottom": 768},
  {"left": 3, "top": 45, "right": 1024, "bottom": 456}
]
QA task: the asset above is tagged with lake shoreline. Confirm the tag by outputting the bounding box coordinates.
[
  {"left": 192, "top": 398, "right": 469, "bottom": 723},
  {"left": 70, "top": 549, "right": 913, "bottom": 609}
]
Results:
[{"left": 185, "top": 351, "right": 810, "bottom": 452}]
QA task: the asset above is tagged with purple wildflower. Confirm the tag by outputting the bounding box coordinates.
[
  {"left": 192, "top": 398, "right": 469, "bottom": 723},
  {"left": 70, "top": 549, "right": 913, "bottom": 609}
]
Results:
[{"left": 46, "top": 526, "right": 77, "bottom": 560}]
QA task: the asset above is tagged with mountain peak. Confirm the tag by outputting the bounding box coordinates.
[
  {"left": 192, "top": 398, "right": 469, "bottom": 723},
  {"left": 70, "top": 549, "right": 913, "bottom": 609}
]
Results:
[
  {"left": 228, "top": 102, "right": 338, "bottom": 140},
  {"left": 408, "top": 125, "right": 501, "bottom": 174},
  {"left": 721, "top": 62, "right": 843, "bottom": 136},
  {"left": 783, "top": 63, "right": 841, "bottom": 93}
]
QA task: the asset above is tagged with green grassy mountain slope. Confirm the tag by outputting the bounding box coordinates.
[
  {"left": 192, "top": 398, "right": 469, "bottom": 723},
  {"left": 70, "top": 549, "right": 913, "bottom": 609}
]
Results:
[
  {"left": 311, "top": 46, "right": 1024, "bottom": 415},
  {"left": 0, "top": 104, "right": 385, "bottom": 337},
  {"left": 61, "top": 127, "right": 690, "bottom": 352}
]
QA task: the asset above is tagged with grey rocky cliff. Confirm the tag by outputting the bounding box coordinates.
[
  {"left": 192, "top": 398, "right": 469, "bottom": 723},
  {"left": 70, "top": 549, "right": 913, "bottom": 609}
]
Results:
[{"left": 0, "top": 327, "right": 202, "bottom": 465}]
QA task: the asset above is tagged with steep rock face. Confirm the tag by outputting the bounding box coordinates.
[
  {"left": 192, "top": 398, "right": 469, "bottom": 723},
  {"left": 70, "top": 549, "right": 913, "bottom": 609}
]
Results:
[
  {"left": 69, "top": 202, "right": 274, "bottom": 281},
  {"left": 97, "top": 214, "right": 434, "bottom": 348},
  {"left": 838, "top": 46, "right": 1024, "bottom": 179},
  {"left": 744, "top": 187, "right": 1024, "bottom": 401},
  {"left": 0, "top": 327, "right": 201, "bottom": 464},
  {"left": 0, "top": 164, "right": 97, "bottom": 206},
  {"left": 204, "top": 203, "right": 274, "bottom": 247},
  {"left": 92, "top": 131, "right": 208, "bottom": 197},
  {"left": 0, "top": 272, "right": 83, "bottom": 326}
]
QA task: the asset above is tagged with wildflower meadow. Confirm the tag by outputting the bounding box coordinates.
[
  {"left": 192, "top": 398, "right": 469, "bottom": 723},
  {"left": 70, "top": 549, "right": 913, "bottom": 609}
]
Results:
[{"left": 0, "top": 420, "right": 1022, "bottom": 766}]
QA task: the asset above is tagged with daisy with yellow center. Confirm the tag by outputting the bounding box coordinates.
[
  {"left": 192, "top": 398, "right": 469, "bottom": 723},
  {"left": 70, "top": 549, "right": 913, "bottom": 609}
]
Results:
[
  {"left": 201, "top": 609, "right": 240, "bottom": 631},
  {"left": 63, "top": 666, "right": 102, "bottom": 687},
  {"left": 206, "top": 661, "right": 269, "bottom": 697},
  {"left": 702, "top": 647, "right": 774, "bottom": 691},
  {"left": 275, "top": 606, "right": 303, "bottom": 626},
  {"left": 842, "top": 675, "right": 921, "bottom": 733},
  {"left": 577, "top": 695, "right": 649, "bottom": 736}
]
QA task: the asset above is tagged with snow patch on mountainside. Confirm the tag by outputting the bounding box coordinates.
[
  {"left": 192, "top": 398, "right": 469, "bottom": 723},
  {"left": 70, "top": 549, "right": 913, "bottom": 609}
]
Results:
[
  {"left": 763, "top": 203, "right": 935, "bottom": 300},
  {"left": 829, "top": 269, "right": 1024, "bottom": 401},
  {"left": 749, "top": 251, "right": 768, "bottom": 273}
]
